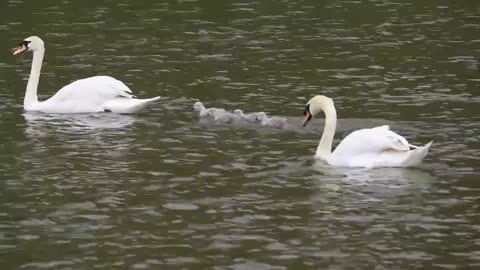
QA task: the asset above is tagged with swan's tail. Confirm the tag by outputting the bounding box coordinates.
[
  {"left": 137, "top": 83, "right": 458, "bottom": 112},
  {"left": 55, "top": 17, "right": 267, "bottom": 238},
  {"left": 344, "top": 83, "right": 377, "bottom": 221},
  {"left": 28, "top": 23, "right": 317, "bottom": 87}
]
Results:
[
  {"left": 102, "top": 96, "right": 160, "bottom": 114},
  {"left": 139, "top": 96, "right": 161, "bottom": 104},
  {"left": 126, "top": 96, "right": 161, "bottom": 113},
  {"left": 401, "top": 141, "right": 433, "bottom": 167}
]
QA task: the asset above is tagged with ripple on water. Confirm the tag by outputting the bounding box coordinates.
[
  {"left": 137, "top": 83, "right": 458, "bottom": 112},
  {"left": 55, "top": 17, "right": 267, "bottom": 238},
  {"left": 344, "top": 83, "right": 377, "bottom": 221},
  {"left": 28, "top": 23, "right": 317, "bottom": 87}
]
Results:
[
  {"left": 163, "top": 203, "right": 200, "bottom": 211},
  {"left": 1, "top": 0, "right": 480, "bottom": 269}
]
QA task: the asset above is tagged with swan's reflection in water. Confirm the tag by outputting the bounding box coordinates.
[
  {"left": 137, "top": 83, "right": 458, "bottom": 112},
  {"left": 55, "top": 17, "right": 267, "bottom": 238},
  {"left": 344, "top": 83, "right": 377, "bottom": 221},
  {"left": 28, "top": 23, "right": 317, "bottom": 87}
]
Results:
[
  {"left": 23, "top": 112, "right": 137, "bottom": 134},
  {"left": 310, "top": 161, "right": 436, "bottom": 203},
  {"left": 20, "top": 112, "right": 138, "bottom": 176},
  {"left": 23, "top": 112, "right": 138, "bottom": 129},
  {"left": 313, "top": 161, "right": 435, "bottom": 183}
]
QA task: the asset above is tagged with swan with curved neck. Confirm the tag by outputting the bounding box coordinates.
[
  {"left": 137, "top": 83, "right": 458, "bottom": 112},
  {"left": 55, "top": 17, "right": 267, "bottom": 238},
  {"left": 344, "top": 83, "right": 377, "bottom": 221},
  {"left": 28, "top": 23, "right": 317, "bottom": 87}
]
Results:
[
  {"left": 302, "top": 95, "right": 432, "bottom": 167},
  {"left": 13, "top": 36, "right": 160, "bottom": 114}
]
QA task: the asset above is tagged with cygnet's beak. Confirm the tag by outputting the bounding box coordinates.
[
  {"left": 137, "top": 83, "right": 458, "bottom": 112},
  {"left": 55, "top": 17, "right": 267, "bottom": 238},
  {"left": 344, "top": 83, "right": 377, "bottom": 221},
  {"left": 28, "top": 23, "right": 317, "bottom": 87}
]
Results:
[
  {"left": 302, "top": 111, "right": 312, "bottom": 127},
  {"left": 13, "top": 43, "right": 28, "bottom": 55}
]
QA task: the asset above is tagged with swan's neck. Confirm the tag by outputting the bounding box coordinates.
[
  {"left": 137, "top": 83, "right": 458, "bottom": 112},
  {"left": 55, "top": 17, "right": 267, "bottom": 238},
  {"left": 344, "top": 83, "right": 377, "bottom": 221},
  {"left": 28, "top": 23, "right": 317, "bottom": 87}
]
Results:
[
  {"left": 316, "top": 105, "right": 337, "bottom": 159},
  {"left": 24, "top": 49, "right": 44, "bottom": 109}
]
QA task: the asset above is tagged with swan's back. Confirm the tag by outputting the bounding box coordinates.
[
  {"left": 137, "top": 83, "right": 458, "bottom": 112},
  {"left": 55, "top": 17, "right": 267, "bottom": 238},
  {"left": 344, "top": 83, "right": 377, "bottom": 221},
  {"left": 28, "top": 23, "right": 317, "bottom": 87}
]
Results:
[
  {"left": 328, "top": 141, "right": 432, "bottom": 167},
  {"left": 331, "top": 125, "right": 409, "bottom": 156},
  {"left": 40, "top": 76, "right": 134, "bottom": 113},
  {"left": 50, "top": 76, "right": 133, "bottom": 101},
  {"left": 327, "top": 125, "right": 408, "bottom": 160},
  {"left": 326, "top": 125, "right": 431, "bottom": 167}
]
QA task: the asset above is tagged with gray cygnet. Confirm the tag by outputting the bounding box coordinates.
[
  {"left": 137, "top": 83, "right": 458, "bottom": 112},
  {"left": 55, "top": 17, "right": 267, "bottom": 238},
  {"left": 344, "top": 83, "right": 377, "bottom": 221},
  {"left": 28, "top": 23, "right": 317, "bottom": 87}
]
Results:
[
  {"left": 193, "top": 101, "right": 222, "bottom": 117},
  {"left": 256, "top": 112, "right": 290, "bottom": 129},
  {"left": 234, "top": 109, "right": 263, "bottom": 122}
]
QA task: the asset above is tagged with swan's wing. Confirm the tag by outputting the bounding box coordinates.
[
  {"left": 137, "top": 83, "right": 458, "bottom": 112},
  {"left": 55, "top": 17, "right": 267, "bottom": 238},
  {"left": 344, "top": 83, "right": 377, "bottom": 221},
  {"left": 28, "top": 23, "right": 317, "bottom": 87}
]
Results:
[
  {"left": 332, "top": 125, "right": 411, "bottom": 156},
  {"left": 325, "top": 125, "right": 431, "bottom": 168},
  {"left": 327, "top": 141, "right": 433, "bottom": 168},
  {"left": 45, "top": 76, "right": 133, "bottom": 108},
  {"left": 369, "top": 125, "right": 411, "bottom": 150}
]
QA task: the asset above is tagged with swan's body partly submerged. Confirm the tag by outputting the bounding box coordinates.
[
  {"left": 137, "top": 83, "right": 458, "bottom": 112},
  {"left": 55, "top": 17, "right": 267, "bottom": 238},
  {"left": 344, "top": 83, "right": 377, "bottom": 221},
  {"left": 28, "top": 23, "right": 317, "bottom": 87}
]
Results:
[
  {"left": 303, "top": 95, "right": 432, "bottom": 168},
  {"left": 13, "top": 36, "right": 160, "bottom": 114}
]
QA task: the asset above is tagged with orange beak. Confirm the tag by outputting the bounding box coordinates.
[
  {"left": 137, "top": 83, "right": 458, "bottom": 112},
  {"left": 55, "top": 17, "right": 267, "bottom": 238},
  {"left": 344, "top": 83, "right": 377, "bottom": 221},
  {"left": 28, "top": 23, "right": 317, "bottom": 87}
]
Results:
[
  {"left": 13, "top": 43, "right": 28, "bottom": 55},
  {"left": 302, "top": 111, "right": 312, "bottom": 127}
]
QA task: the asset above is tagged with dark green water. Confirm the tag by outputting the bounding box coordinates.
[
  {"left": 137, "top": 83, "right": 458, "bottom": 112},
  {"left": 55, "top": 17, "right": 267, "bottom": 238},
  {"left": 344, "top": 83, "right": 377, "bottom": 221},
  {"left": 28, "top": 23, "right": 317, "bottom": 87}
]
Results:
[{"left": 0, "top": 0, "right": 479, "bottom": 269}]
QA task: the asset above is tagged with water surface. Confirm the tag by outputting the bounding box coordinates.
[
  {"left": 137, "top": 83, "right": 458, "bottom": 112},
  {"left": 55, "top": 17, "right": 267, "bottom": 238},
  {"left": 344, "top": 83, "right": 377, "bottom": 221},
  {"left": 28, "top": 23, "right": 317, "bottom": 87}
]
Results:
[{"left": 0, "top": 0, "right": 479, "bottom": 269}]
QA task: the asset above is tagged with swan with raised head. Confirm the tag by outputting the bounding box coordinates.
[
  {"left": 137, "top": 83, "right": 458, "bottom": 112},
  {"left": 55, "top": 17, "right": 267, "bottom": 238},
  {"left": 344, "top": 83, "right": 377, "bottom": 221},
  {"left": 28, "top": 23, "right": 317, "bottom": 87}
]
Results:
[
  {"left": 13, "top": 36, "right": 160, "bottom": 114},
  {"left": 302, "top": 95, "right": 432, "bottom": 167}
]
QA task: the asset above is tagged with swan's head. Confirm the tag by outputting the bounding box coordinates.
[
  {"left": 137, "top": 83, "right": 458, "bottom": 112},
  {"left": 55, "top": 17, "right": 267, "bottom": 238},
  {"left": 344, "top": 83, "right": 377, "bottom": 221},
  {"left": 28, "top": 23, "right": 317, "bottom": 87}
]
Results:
[
  {"left": 193, "top": 101, "right": 205, "bottom": 111},
  {"left": 303, "top": 95, "right": 334, "bottom": 127},
  {"left": 13, "top": 36, "right": 44, "bottom": 55}
]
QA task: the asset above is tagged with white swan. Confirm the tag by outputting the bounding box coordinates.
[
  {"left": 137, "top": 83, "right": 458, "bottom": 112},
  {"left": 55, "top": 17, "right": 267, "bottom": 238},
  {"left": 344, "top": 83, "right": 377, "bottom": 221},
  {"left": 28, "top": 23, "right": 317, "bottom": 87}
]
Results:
[
  {"left": 13, "top": 36, "right": 160, "bottom": 114},
  {"left": 303, "top": 95, "right": 433, "bottom": 167}
]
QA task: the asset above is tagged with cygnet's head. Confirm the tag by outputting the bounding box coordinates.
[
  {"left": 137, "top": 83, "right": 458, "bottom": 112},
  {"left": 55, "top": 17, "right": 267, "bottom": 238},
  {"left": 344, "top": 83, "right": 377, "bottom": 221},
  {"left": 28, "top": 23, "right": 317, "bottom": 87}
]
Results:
[
  {"left": 193, "top": 101, "right": 205, "bottom": 111},
  {"left": 303, "top": 95, "right": 334, "bottom": 127},
  {"left": 233, "top": 109, "right": 244, "bottom": 116},
  {"left": 13, "top": 36, "right": 45, "bottom": 55},
  {"left": 256, "top": 112, "right": 268, "bottom": 122}
]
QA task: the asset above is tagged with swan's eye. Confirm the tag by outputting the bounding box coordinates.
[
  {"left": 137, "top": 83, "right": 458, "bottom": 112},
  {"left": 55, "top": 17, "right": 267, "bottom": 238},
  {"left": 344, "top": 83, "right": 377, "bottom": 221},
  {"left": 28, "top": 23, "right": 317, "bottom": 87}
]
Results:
[
  {"left": 13, "top": 40, "right": 31, "bottom": 55},
  {"left": 19, "top": 40, "right": 31, "bottom": 49}
]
